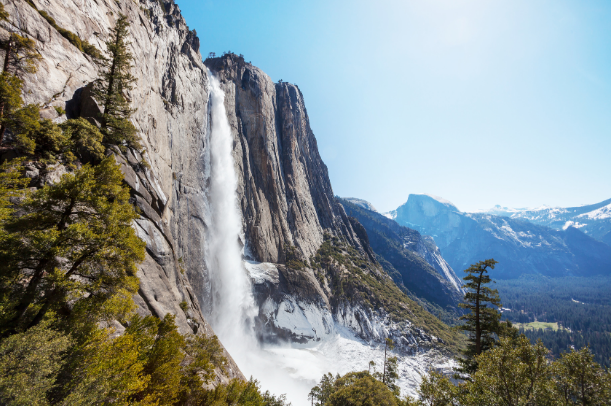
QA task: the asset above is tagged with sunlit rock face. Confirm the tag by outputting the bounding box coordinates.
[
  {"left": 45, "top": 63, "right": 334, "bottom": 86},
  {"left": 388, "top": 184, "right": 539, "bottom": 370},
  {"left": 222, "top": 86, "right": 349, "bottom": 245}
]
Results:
[
  {"left": 391, "top": 194, "right": 611, "bottom": 279},
  {"left": 203, "top": 55, "right": 367, "bottom": 265}
]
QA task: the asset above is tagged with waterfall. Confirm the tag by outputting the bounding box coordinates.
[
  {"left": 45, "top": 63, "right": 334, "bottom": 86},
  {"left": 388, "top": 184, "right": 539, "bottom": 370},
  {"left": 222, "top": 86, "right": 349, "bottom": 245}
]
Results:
[
  {"left": 205, "top": 71, "right": 325, "bottom": 406},
  {"left": 205, "top": 72, "right": 257, "bottom": 348}
]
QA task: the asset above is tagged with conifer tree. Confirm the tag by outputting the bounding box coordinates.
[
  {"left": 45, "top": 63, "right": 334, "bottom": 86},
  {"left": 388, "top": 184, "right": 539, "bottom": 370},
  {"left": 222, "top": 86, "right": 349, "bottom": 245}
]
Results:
[
  {"left": 378, "top": 338, "right": 399, "bottom": 394},
  {"left": 1, "top": 33, "right": 40, "bottom": 75},
  {"left": 457, "top": 259, "right": 501, "bottom": 375},
  {"left": 92, "top": 14, "right": 140, "bottom": 149},
  {"left": 553, "top": 347, "right": 611, "bottom": 405},
  {"left": 0, "top": 156, "right": 145, "bottom": 335}
]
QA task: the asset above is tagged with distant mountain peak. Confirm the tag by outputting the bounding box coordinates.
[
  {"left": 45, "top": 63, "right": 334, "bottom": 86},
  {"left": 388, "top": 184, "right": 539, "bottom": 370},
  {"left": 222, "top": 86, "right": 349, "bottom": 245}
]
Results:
[
  {"left": 342, "top": 197, "right": 378, "bottom": 213},
  {"left": 410, "top": 193, "right": 458, "bottom": 209}
]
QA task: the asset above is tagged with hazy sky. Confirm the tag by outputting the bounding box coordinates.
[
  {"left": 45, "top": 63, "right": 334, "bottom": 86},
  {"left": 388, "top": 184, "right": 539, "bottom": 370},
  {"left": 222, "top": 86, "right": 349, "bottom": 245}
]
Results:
[{"left": 175, "top": 0, "right": 611, "bottom": 212}]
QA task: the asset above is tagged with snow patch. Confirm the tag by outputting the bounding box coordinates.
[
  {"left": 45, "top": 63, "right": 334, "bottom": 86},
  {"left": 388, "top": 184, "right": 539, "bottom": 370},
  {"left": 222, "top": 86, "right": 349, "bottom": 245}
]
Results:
[
  {"left": 577, "top": 204, "right": 611, "bottom": 220},
  {"left": 563, "top": 221, "right": 587, "bottom": 230},
  {"left": 249, "top": 325, "right": 455, "bottom": 404},
  {"left": 383, "top": 210, "right": 397, "bottom": 220},
  {"left": 244, "top": 260, "right": 279, "bottom": 284}
]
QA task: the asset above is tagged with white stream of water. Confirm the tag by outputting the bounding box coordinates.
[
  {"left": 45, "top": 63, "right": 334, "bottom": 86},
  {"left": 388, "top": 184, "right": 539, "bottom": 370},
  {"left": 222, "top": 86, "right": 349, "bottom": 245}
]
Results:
[{"left": 204, "top": 72, "right": 452, "bottom": 405}]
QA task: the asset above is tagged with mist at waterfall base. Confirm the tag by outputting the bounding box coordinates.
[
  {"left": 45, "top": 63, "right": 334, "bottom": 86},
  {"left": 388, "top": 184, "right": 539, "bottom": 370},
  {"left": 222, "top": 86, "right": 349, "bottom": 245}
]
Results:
[{"left": 203, "top": 73, "right": 446, "bottom": 405}]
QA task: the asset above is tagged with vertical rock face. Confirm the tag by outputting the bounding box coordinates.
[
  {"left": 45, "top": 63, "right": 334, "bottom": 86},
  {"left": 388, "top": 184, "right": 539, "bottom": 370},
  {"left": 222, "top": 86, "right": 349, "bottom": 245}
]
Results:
[{"left": 204, "top": 55, "right": 364, "bottom": 264}]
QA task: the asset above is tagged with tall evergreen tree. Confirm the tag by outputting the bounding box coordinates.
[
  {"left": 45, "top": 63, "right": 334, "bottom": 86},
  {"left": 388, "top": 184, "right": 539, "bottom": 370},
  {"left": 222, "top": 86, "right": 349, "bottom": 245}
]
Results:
[
  {"left": 92, "top": 14, "right": 140, "bottom": 149},
  {"left": 457, "top": 259, "right": 501, "bottom": 375},
  {"left": 0, "top": 156, "right": 145, "bottom": 336}
]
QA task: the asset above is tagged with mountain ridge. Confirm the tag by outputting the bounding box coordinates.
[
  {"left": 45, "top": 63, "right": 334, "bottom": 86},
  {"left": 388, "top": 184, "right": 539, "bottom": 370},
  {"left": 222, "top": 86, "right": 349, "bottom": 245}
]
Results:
[{"left": 389, "top": 194, "right": 611, "bottom": 279}]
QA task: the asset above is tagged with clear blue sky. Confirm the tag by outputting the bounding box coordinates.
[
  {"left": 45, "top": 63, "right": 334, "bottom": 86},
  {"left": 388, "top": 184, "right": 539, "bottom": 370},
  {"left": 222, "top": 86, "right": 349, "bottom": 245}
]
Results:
[{"left": 174, "top": 0, "right": 611, "bottom": 213}]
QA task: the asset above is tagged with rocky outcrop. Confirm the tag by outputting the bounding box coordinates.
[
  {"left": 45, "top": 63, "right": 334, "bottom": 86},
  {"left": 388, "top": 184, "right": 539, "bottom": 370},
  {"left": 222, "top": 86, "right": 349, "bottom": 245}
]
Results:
[
  {"left": 246, "top": 260, "right": 444, "bottom": 355},
  {"left": 204, "top": 55, "right": 366, "bottom": 265}
]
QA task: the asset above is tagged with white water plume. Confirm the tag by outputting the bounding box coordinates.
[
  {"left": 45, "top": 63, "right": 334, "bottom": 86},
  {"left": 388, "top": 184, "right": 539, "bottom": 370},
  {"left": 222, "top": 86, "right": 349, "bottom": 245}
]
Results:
[{"left": 205, "top": 73, "right": 257, "bottom": 342}]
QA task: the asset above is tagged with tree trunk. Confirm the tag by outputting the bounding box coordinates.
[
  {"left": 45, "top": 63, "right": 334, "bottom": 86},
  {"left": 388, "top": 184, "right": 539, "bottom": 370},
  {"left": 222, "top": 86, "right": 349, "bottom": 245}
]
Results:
[
  {"left": 102, "top": 33, "right": 121, "bottom": 130},
  {"left": 475, "top": 270, "right": 483, "bottom": 355}
]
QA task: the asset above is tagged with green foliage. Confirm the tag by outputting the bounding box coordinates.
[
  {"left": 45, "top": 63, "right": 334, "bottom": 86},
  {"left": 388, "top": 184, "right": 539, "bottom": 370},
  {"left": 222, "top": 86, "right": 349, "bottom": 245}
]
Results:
[
  {"left": 53, "top": 106, "right": 66, "bottom": 116},
  {"left": 376, "top": 338, "right": 399, "bottom": 395},
  {"left": 0, "top": 320, "right": 71, "bottom": 406},
  {"left": 29, "top": 119, "right": 68, "bottom": 155},
  {"left": 92, "top": 14, "right": 141, "bottom": 150},
  {"left": 1, "top": 33, "right": 41, "bottom": 75},
  {"left": 457, "top": 259, "right": 503, "bottom": 375},
  {"left": 310, "top": 371, "right": 401, "bottom": 406},
  {"left": 0, "top": 72, "right": 41, "bottom": 147},
  {"left": 285, "top": 244, "right": 306, "bottom": 269},
  {"left": 403, "top": 336, "right": 611, "bottom": 406},
  {"left": 0, "top": 3, "right": 9, "bottom": 22},
  {"left": 0, "top": 156, "right": 146, "bottom": 334},
  {"left": 0, "top": 158, "right": 29, "bottom": 223},
  {"left": 309, "top": 372, "right": 338, "bottom": 405},
  {"left": 553, "top": 346, "right": 611, "bottom": 405},
  {"left": 465, "top": 336, "right": 557, "bottom": 405},
  {"left": 198, "top": 377, "right": 290, "bottom": 405},
  {"left": 498, "top": 275, "right": 611, "bottom": 368},
  {"left": 59, "top": 118, "right": 105, "bottom": 162},
  {"left": 139, "top": 314, "right": 185, "bottom": 404},
  {"left": 57, "top": 321, "right": 152, "bottom": 405},
  {"left": 417, "top": 372, "right": 459, "bottom": 406}
]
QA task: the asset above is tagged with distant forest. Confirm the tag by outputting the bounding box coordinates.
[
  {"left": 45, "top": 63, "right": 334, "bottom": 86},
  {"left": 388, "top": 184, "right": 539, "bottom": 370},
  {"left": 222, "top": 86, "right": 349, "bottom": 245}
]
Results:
[{"left": 497, "top": 276, "right": 611, "bottom": 368}]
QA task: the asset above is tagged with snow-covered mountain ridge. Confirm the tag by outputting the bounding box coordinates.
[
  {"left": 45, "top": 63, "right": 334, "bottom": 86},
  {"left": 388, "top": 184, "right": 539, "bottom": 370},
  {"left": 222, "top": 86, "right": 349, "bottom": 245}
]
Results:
[
  {"left": 473, "top": 198, "right": 611, "bottom": 245},
  {"left": 390, "top": 194, "right": 611, "bottom": 279}
]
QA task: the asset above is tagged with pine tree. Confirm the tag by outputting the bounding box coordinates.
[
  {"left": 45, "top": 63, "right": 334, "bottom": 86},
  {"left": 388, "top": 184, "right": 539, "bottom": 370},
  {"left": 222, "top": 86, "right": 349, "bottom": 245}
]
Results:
[
  {"left": 92, "top": 14, "right": 140, "bottom": 149},
  {"left": 1, "top": 33, "right": 40, "bottom": 75},
  {"left": 457, "top": 259, "right": 501, "bottom": 375},
  {"left": 0, "top": 156, "right": 146, "bottom": 336},
  {"left": 553, "top": 347, "right": 611, "bottom": 405},
  {"left": 379, "top": 338, "right": 399, "bottom": 394}
]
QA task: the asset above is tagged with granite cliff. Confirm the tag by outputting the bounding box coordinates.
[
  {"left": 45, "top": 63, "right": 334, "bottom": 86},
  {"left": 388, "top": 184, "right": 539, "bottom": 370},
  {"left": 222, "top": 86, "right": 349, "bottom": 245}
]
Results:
[{"left": 3, "top": 0, "right": 244, "bottom": 383}]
